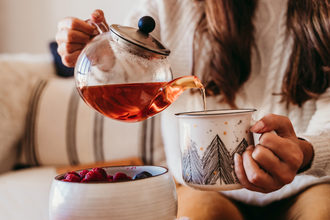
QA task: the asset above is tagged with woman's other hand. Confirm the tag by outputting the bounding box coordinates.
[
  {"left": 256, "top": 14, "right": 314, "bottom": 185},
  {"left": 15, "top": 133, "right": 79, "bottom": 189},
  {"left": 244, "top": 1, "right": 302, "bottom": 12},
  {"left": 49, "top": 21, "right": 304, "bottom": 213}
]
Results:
[
  {"left": 234, "top": 114, "right": 314, "bottom": 193},
  {"left": 55, "top": 9, "right": 108, "bottom": 67}
]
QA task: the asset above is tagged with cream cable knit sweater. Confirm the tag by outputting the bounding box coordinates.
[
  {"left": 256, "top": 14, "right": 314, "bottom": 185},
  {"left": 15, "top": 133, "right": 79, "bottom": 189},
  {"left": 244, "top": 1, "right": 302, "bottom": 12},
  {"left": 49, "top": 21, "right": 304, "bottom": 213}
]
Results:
[{"left": 126, "top": 0, "right": 330, "bottom": 205}]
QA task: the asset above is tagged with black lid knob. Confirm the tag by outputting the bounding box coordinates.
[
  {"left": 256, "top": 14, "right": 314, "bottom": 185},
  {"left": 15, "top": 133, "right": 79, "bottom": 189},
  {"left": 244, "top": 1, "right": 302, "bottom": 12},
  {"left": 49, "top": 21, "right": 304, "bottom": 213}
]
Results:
[{"left": 138, "top": 16, "right": 155, "bottom": 34}]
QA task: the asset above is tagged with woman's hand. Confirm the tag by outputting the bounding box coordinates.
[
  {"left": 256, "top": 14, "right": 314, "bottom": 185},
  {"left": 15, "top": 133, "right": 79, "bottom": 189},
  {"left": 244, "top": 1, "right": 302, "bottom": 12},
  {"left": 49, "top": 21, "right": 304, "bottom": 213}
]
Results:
[
  {"left": 234, "top": 114, "right": 314, "bottom": 193},
  {"left": 55, "top": 9, "right": 108, "bottom": 67}
]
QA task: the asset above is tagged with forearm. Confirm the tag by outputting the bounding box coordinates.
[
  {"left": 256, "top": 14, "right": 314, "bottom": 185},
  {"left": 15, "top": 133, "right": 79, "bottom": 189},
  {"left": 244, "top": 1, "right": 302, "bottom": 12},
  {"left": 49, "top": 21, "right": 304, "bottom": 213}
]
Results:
[
  {"left": 298, "top": 88, "right": 330, "bottom": 175},
  {"left": 299, "top": 131, "right": 330, "bottom": 176}
]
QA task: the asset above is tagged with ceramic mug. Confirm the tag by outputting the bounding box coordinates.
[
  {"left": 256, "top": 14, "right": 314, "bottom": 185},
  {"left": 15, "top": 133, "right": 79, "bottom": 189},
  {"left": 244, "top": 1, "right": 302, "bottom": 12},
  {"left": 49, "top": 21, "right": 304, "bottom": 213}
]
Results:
[{"left": 175, "top": 109, "right": 258, "bottom": 191}]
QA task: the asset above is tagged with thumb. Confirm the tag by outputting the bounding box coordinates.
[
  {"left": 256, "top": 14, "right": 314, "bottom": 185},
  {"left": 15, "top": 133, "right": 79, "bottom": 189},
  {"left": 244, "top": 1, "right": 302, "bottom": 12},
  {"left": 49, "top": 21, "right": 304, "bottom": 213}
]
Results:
[{"left": 250, "top": 114, "right": 296, "bottom": 137}]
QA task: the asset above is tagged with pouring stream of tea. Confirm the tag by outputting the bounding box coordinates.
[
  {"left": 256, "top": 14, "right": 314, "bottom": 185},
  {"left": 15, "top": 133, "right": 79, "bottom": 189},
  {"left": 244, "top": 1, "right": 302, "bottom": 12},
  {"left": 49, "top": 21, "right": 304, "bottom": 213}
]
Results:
[{"left": 79, "top": 76, "right": 206, "bottom": 122}]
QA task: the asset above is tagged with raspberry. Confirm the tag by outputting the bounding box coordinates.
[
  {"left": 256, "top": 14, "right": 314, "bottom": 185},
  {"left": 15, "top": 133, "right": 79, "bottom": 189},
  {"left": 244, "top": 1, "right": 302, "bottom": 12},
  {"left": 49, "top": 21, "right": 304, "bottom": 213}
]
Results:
[
  {"left": 59, "top": 167, "right": 149, "bottom": 183},
  {"left": 82, "top": 170, "right": 106, "bottom": 182},
  {"left": 92, "top": 167, "right": 107, "bottom": 179},
  {"left": 64, "top": 173, "right": 81, "bottom": 182},
  {"left": 79, "top": 169, "right": 89, "bottom": 179},
  {"left": 107, "top": 175, "right": 113, "bottom": 182},
  {"left": 64, "top": 171, "right": 80, "bottom": 179},
  {"left": 113, "top": 172, "right": 132, "bottom": 181}
]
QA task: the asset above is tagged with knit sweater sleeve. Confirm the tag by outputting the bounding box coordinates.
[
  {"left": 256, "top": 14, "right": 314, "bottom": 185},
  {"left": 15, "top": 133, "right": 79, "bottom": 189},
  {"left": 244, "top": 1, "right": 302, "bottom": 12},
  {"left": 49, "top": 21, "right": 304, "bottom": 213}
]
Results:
[{"left": 299, "top": 88, "right": 330, "bottom": 176}]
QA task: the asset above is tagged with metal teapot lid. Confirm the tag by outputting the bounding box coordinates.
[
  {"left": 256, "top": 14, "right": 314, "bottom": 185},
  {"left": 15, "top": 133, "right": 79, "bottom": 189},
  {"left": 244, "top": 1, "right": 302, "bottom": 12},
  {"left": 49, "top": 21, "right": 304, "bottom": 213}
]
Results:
[{"left": 109, "top": 16, "right": 170, "bottom": 56}]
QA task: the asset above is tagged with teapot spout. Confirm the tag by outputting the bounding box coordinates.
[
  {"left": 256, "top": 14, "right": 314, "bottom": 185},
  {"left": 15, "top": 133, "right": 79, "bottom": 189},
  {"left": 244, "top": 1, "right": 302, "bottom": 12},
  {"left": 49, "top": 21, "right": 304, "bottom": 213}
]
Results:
[
  {"left": 163, "top": 76, "right": 204, "bottom": 103},
  {"left": 147, "top": 76, "right": 205, "bottom": 116},
  {"left": 167, "top": 75, "right": 204, "bottom": 91}
]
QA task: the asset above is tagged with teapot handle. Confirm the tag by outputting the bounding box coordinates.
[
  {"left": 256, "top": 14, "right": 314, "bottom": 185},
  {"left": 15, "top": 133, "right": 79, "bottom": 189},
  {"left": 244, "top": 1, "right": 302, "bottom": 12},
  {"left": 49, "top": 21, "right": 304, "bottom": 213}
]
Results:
[{"left": 86, "top": 19, "right": 109, "bottom": 34}]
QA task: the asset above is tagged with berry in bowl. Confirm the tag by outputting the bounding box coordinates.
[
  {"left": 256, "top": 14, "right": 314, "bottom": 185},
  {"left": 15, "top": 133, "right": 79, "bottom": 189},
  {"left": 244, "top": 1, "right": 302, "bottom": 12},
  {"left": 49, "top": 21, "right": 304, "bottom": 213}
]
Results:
[{"left": 49, "top": 165, "right": 177, "bottom": 220}]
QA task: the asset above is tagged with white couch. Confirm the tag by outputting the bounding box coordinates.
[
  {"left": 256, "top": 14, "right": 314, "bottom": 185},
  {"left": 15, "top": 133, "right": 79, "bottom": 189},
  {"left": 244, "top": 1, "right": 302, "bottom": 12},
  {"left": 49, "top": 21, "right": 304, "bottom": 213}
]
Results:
[
  {"left": 0, "top": 54, "right": 55, "bottom": 219},
  {"left": 0, "top": 53, "right": 165, "bottom": 220}
]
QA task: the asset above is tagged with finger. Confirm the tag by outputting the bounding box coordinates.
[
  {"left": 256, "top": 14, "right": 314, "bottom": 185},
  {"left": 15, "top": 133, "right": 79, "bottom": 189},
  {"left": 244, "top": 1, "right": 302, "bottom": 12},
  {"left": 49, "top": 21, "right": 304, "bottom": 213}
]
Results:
[
  {"left": 250, "top": 114, "right": 295, "bottom": 137},
  {"left": 242, "top": 147, "right": 278, "bottom": 190},
  {"left": 91, "top": 9, "right": 107, "bottom": 24},
  {"left": 89, "top": 9, "right": 109, "bottom": 33},
  {"left": 56, "top": 29, "right": 91, "bottom": 44},
  {"left": 86, "top": 20, "right": 108, "bottom": 35},
  {"left": 251, "top": 145, "right": 294, "bottom": 184},
  {"left": 234, "top": 153, "right": 266, "bottom": 192},
  {"left": 259, "top": 132, "right": 303, "bottom": 170},
  {"left": 57, "top": 43, "right": 84, "bottom": 54},
  {"left": 58, "top": 17, "right": 95, "bottom": 35},
  {"left": 61, "top": 50, "right": 81, "bottom": 67}
]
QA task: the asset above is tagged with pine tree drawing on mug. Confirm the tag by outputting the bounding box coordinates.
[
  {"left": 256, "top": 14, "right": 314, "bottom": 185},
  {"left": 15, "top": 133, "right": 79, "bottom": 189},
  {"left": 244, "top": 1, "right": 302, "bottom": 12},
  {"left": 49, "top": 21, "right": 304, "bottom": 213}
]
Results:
[
  {"left": 182, "top": 135, "right": 248, "bottom": 185},
  {"left": 182, "top": 141, "right": 204, "bottom": 184}
]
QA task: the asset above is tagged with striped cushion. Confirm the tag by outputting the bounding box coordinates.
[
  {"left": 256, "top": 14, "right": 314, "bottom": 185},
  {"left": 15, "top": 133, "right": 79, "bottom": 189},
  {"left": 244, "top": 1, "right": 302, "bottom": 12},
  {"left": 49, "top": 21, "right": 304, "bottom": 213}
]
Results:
[{"left": 19, "top": 78, "right": 165, "bottom": 166}]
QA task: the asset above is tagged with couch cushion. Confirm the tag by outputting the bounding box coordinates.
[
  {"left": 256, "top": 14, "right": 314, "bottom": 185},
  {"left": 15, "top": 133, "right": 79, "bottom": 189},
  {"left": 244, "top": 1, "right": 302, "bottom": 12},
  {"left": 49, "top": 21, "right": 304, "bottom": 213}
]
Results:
[
  {"left": 0, "top": 166, "right": 57, "bottom": 220},
  {"left": 19, "top": 77, "right": 165, "bottom": 167},
  {"left": 0, "top": 54, "right": 55, "bottom": 174},
  {"left": 0, "top": 158, "right": 145, "bottom": 220}
]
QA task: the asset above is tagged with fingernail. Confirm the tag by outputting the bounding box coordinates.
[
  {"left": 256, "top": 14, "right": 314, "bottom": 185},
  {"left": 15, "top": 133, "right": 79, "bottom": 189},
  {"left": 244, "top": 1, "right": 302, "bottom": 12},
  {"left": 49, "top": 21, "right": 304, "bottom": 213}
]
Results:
[
  {"left": 251, "top": 120, "right": 265, "bottom": 132},
  {"left": 234, "top": 153, "right": 238, "bottom": 161},
  {"left": 234, "top": 153, "right": 240, "bottom": 164},
  {"left": 252, "top": 150, "right": 257, "bottom": 159}
]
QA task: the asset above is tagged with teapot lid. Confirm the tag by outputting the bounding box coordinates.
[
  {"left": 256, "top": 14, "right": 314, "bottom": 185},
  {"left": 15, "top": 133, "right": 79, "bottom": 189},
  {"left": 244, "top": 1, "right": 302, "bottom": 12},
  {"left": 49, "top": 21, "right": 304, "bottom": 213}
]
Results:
[{"left": 109, "top": 16, "right": 170, "bottom": 56}]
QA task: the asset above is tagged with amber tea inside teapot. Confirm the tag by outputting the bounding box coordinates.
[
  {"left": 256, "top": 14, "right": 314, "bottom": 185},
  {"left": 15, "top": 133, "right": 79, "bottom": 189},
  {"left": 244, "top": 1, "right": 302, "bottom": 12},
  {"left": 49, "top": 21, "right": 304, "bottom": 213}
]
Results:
[{"left": 75, "top": 16, "right": 204, "bottom": 122}]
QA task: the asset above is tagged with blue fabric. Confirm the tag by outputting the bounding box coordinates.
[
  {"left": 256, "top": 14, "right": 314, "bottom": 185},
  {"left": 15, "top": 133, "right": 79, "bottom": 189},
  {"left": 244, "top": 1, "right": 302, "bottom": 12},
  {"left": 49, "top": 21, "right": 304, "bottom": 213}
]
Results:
[{"left": 49, "top": 41, "right": 74, "bottom": 77}]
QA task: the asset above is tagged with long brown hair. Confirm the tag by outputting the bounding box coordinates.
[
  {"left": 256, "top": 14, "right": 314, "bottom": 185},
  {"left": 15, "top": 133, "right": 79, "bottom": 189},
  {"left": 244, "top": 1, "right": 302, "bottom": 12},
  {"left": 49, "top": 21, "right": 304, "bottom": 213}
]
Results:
[
  {"left": 196, "top": 0, "right": 330, "bottom": 107},
  {"left": 284, "top": 0, "right": 330, "bottom": 106}
]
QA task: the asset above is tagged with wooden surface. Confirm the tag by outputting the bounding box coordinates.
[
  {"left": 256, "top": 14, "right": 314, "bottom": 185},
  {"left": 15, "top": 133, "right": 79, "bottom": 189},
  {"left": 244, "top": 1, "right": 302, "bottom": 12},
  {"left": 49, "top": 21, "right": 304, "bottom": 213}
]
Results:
[{"left": 56, "top": 157, "right": 144, "bottom": 174}]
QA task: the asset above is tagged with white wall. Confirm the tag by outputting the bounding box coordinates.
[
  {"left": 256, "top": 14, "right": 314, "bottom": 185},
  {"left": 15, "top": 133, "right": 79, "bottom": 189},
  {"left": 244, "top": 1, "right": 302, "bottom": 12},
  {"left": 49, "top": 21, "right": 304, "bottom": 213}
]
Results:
[{"left": 0, "top": 0, "right": 143, "bottom": 54}]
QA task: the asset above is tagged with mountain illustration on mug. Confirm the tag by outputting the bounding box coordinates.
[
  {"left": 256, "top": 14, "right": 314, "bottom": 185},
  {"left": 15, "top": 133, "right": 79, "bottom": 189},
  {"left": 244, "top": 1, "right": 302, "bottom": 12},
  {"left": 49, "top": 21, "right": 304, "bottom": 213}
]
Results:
[{"left": 182, "top": 134, "right": 248, "bottom": 185}]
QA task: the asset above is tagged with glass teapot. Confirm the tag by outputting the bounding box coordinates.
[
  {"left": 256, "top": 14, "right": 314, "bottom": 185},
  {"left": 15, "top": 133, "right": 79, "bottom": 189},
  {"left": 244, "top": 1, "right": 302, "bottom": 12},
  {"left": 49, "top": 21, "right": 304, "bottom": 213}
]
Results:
[{"left": 75, "top": 16, "right": 204, "bottom": 122}]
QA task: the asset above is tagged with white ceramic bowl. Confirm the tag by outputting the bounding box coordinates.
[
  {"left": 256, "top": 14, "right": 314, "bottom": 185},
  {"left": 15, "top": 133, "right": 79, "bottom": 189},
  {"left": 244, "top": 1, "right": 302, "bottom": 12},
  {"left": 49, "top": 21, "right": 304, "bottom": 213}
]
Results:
[{"left": 49, "top": 165, "right": 177, "bottom": 220}]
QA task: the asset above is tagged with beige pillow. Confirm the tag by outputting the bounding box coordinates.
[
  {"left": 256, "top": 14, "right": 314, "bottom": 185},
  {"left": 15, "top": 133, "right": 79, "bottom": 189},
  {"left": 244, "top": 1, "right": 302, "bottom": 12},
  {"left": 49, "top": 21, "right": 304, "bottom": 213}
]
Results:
[{"left": 0, "top": 54, "right": 55, "bottom": 173}]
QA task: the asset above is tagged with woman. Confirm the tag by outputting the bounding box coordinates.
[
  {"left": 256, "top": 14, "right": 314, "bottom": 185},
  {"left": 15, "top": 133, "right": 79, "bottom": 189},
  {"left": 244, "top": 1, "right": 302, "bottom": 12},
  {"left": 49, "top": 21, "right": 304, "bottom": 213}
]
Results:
[{"left": 56, "top": 0, "right": 330, "bottom": 219}]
